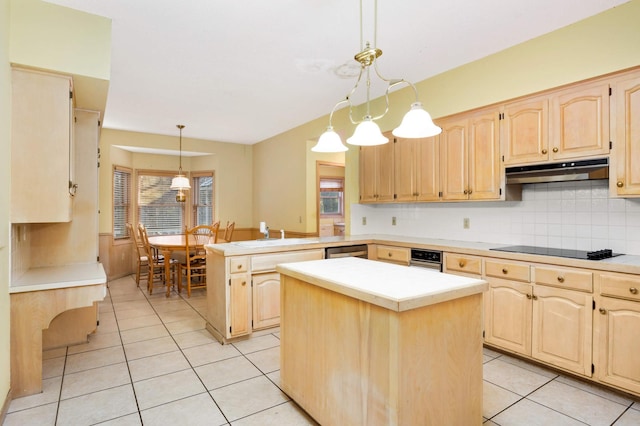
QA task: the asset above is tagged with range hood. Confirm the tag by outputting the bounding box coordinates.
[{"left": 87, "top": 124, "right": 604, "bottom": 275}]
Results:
[{"left": 505, "top": 158, "right": 609, "bottom": 184}]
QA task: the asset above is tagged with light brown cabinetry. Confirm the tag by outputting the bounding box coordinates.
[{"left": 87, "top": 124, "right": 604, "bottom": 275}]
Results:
[
  {"left": 502, "top": 81, "right": 610, "bottom": 166},
  {"left": 228, "top": 257, "right": 251, "bottom": 337},
  {"left": 372, "top": 244, "right": 410, "bottom": 266},
  {"left": 252, "top": 272, "right": 280, "bottom": 330},
  {"left": 612, "top": 73, "right": 640, "bottom": 196},
  {"left": 595, "top": 272, "right": 640, "bottom": 395},
  {"left": 444, "top": 253, "right": 482, "bottom": 277},
  {"left": 483, "top": 259, "right": 593, "bottom": 377},
  {"left": 11, "top": 67, "right": 74, "bottom": 223},
  {"left": 359, "top": 141, "right": 394, "bottom": 203},
  {"left": 394, "top": 135, "right": 440, "bottom": 202},
  {"left": 440, "top": 108, "right": 501, "bottom": 201}
]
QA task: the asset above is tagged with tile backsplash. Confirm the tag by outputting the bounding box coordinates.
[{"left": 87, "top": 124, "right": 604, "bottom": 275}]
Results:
[{"left": 351, "top": 180, "right": 640, "bottom": 256}]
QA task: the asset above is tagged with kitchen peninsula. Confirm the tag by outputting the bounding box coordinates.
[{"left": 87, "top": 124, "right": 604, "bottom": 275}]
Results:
[{"left": 276, "top": 257, "right": 488, "bottom": 425}]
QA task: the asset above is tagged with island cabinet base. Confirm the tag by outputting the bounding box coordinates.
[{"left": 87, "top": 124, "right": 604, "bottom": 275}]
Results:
[{"left": 280, "top": 275, "right": 484, "bottom": 426}]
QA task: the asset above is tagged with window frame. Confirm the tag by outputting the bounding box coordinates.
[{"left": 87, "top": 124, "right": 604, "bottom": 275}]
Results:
[
  {"left": 191, "top": 171, "right": 215, "bottom": 226},
  {"left": 319, "top": 176, "right": 345, "bottom": 218},
  {"left": 113, "top": 165, "right": 132, "bottom": 241},
  {"left": 136, "top": 169, "right": 187, "bottom": 236}
]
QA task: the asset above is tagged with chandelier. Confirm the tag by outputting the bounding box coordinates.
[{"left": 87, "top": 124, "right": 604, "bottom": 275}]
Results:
[
  {"left": 312, "top": 0, "right": 441, "bottom": 153},
  {"left": 170, "top": 124, "right": 190, "bottom": 202}
]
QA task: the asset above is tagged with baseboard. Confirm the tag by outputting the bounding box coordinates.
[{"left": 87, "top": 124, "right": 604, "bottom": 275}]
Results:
[{"left": 0, "top": 387, "right": 12, "bottom": 424}]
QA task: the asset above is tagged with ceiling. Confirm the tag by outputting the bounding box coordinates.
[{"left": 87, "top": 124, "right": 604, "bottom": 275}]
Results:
[{"left": 46, "top": 0, "right": 628, "bottom": 146}]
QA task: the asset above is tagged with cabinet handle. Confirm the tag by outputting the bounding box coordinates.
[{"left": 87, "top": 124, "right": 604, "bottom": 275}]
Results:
[
  {"left": 459, "top": 261, "right": 466, "bottom": 268},
  {"left": 463, "top": 189, "right": 468, "bottom": 195},
  {"left": 557, "top": 276, "right": 565, "bottom": 283},
  {"left": 541, "top": 149, "right": 548, "bottom": 154},
  {"left": 388, "top": 252, "right": 393, "bottom": 257},
  {"left": 502, "top": 268, "right": 508, "bottom": 274},
  {"left": 617, "top": 181, "right": 624, "bottom": 188},
  {"left": 532, "top": 295, "right": 538, "bottom": 300},
  {"left": 242, "top": 281, "right": 246, "bottom": 286},
  {"left": 630, "top": 287, "right": 638, "bottom": 295},
  {"left": 237, "top": 265, "right": 242, "bottom": 270},
  {"left": 599, "top": 308, "right": 607, "bottom": 315},
  {"left": 552, "top": 147, "right": 559, "bottom": 153},
  {"left": 526, "top": 294, "right": 532, "bottom": 299},
  {"left": 468, "top": 189, "right": 473, "bottom": 195}
]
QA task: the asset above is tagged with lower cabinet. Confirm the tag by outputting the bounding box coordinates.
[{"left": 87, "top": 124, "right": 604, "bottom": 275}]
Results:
[
  {"left": 371, "top": 244, "right": 410, "bottom": 266},
  {"left": 229, "top": 272, "right": 251, "bottom": 337},
  {"left": 483, "top": 258, "right": 593, "bottom": 377},
  {"left": 252, "top": 272, "right": 281, "bottom": 330}
]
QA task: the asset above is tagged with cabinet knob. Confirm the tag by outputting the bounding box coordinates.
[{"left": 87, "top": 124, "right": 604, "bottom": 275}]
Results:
[
  {"left": 599, "top": 308, "right": 607, "bottom": 315},
  {"left": 532, "top": 295, "right": 538, "bottom": 300},
  {"left": 630, "top": 287, "right": 638, "bottom": 295},
  {"left": 552, "top": 147, "right": 559, "bottom": 153},
  {"left": 468, "top": 189, "right": 473, "bottom": 195},
  {"left": 617, "top": 181, "right": 624, "bottom": 188},
  {"left": 388, "top": 252, "right": 393, "bottom": 257},
  {"left": 463, "top": 189, "right": 468, "bottom": 195},
  {"left": 526, "top": 294, "right": 532, "bottom": 299},
  {"left": 459, "top": 261, "right": 466, "bottom": 268},
  {"left": 541, "top": 149, "right": 548, "bottom": 154},
  {"left": 242, "top": 281, "right": 246, "bottom": 286},
  {"left": 502, "top": 268, "right": 508, "bottom": 274},
  {"left": 237, "top": 265, "right": 242, "bottom": 270},
  {"left": 557, "top": 276, "right": 565, "bottom": 283}
]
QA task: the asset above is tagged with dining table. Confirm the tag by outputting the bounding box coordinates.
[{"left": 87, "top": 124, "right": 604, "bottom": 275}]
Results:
[{"left": 148, "top": 234, "right": 204, "bottom": 297}]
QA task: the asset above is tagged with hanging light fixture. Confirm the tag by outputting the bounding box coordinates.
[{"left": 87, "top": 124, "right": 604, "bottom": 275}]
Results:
[
  {"left": 312, "top": 0, "right": 441, "bottom": 152},
  {"left": 170, "top": 124, "right": 190, "bottom": 202}
]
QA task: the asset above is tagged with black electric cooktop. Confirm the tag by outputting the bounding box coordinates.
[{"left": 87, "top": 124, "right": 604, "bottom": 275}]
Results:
[{"left": 490, "top": 245, "right": 623, "bottom": 260}]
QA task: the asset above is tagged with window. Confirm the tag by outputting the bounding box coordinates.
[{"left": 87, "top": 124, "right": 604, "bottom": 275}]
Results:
[
  {"left": 192, "top": 172, "right": 214, "bottom": 226},
  {"left": 138, "top": 171, "right": 184, "bottom": 235},
  {"left": 113, "top": 166, "right": 132, "bottom": 239},
  {"left": 319, "top": 177, "right": 344, "bottom": 216}
]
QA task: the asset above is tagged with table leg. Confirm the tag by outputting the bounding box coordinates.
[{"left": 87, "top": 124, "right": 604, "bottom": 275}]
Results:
[{"left": 162, "top": 248, "right": 173, "bottom": 297}]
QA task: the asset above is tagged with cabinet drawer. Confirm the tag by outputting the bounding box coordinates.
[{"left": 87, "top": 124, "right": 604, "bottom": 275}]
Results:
[
  {"left": 600, "top": 273, "right": 640, "bottom": 302},
  {"left": 375, "top": 245, "right": 409, "bottom": 264},
  {"left": 535, "top": 266, "right": 593, "bottom": 292},
  {"left": 485, "top": 260, "right": 530, "bottom": 282},
  {"left": 229, "top": 257, "right": 249, "bottom": 273},
  {"left": 444, "top": 254, "right": 482, "bottom": 276},
  {"left": 251, "top": 249, "right": 324, "bottom": 273}
]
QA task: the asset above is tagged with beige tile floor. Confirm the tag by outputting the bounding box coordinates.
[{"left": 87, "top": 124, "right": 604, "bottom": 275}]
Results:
[{"left": 4, "top": 274, "right": 640, "bottom": 425}]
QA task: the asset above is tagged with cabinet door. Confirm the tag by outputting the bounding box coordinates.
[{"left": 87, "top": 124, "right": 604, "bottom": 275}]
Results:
[
  {"left": 532, "top": 285, "right": 592, "bottom": 376},
  {"left": 596, "top": 297, "right": 640, "bottom": 395},
  {"left": 502, "top": 97, "right": 549, "bottom": 165},
  {"left": 468, "top": 110, "right": 501, "bottom": 200},
  {"left": 11, "top": 68, "right": 73, "bottom": 223},
  {"left": 393, "top": 137, "right": 417, "bottom": 202},
  {"left": 415, "top": 135, "right": 440, "bottom": 201},
  {"left": 359, "top": 142, "right": 394, "bottom": 203},
  {"left": 252, "top": 272, "right": 281, "bottom": 330},
  {"left": 229, "top": 273, "right": 251, "bottom": 337},
  {"left": 484, "top": 278, "right": 532, "bottom": 356},
  {"left": 440, "top": 118, "right": 468, "bottom": 201},
  {"left": 613, "top": 74, "right": 640, "bottom": 196},
  {"left": 550, "top": 82, "right": 610, "bottom": 160}
]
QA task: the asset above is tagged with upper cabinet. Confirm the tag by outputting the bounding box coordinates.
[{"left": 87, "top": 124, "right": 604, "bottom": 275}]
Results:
[
  {"left": 11, "top": 68, "right": 74, "bottom": 223},
  {"left": 612, "top": 73, "right": 640, "bottom": 196},
  {"left": 503, "top": 81, "right": 610, "bottom": 166},
  {"left": 440, "top": 108, "right": 501, "bottom": 201},
  {"left": 359, "top": 141, "right": 394, "bottom": 203},
  {"left": 394, "top": 134, "right": 440, "bottom": 202}
]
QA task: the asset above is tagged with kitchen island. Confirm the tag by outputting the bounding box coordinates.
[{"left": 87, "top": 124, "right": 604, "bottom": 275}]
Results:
[{"left": 276, "top": 257, "right": 488, "bottom": 426}]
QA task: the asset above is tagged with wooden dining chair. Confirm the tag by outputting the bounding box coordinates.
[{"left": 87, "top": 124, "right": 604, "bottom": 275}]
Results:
[
  {"left": 178, "top": 224, "right": 218, "bottom": 297},
  {"left": 126, "top": 223, "right": 148, "bottom": 287},
  {"left": 138, "top": 223, "right": 177, "bottom": 295},
  {"left": 220, "top": 221, "right": 235, "bottom": 243}
]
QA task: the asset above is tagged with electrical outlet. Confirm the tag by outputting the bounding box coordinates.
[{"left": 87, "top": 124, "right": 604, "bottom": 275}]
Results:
[
  {"left": 362, "top": 216, "right": 367, "bottom": 226},
  {"left": 392, "top": 216, "right": 397, "bottom": 226},
  {"left": 463, "top": 218, "right": 470, "bottom": 229}
]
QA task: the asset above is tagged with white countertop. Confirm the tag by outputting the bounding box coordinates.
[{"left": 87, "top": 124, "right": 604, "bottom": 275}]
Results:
[
  {"left": 276, "top": 257, "right": 488, "bottom": 312},
  {"left": 10, "top": 262, "right": 107, "bottom": 294}
]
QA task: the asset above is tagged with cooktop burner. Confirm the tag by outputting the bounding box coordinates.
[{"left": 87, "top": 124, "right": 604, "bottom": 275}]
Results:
[{"left": 490, "top": 245, "right": 622, "bottom": 260}]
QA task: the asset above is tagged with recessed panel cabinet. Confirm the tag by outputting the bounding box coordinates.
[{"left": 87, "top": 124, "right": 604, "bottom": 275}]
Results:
[
  {"left": 359, "top": 142, "right": 394, "bottom": 203},
  {"left": 11, "top": 68, "right": 74, "bottom": 223},
  {"left": 394, "top": 135, "right": 440, "bottom": 202},
  {"left": 612, "top": 73, "right": 640, "bottom": 196},
  {"left": 502, "top": 96, "right": 549, "bottom": 165}
]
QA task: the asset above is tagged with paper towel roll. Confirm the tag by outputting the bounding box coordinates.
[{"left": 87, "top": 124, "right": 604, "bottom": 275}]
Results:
[{"left": 259, "top": 222, "right": 266, "bottom": 233}]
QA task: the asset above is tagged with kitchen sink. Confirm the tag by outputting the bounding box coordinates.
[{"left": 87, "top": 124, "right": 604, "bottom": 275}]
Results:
[{"left": 232, "top": 238, "right": 319, "bottom": 248}]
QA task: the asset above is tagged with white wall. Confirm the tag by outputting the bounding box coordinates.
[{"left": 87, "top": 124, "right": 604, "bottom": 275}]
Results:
[{"left": 351, "top": 181, "right": 640, "bottom": 256}]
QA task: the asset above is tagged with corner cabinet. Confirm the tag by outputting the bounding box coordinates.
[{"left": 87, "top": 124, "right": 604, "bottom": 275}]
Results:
[
  {"left": 359, "top": 141, "right": 394, "bottom": 203},
  {"left": 11, "top": 68, "right": 75, "bottom": 223},
  {"left": 440, "top": 108, "right": 501, "bottom": 201}
]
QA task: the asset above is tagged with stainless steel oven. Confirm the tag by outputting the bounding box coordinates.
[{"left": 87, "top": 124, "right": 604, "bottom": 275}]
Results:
[{"left": 409, "top": 248, "right": 443, "bottom": 271}]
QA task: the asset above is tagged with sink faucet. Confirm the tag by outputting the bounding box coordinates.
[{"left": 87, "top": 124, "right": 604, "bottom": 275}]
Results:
[
  {"left": 263, "top": 226, "right": 269, "bottom": 239},
  {"left": 280, "top": 229, "right": 285, "bottom": 239}
]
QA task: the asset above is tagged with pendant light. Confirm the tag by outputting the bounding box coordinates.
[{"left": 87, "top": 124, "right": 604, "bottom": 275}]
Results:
[
  {"left": 313, "top": 0, "right": 441, "bottom": 152},
  {"left": 170, "top": 124, "right": 190, "bottom": 202}
]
